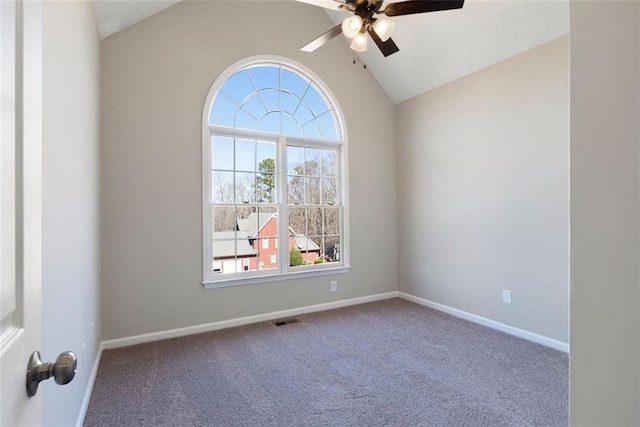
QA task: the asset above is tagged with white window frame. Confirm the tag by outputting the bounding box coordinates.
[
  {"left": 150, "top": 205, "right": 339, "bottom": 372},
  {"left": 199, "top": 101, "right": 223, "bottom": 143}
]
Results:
[{"left": 202, "top": 56, "right": 350, "bottom": 288}]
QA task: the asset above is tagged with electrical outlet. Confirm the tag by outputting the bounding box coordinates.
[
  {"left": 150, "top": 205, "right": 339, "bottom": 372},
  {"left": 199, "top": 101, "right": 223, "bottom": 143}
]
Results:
[
  {"left": 502, "top": 290, "right": 512, "bottom": 304},
  {"left": 330, "top": 281, "right": 337, "bottom": 292}
]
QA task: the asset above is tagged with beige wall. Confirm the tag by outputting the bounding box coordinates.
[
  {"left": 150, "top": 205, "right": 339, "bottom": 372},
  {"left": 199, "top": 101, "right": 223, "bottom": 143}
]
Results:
[
  {"left": 570, "top": 2, "right": 640, "bottom": 424},
  {"left": 397, "top": 37, "right": 569, "bottom": 343},
  {"left": 42, "top": 1, "right": 101, "bottom": 425},
  {"left": 100, "top": 1, "right": 397, "bottom": 340}
]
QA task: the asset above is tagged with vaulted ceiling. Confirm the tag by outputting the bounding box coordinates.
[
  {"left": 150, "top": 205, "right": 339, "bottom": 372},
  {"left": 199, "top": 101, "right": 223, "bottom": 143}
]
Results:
[{"left": 91, "top": 0, "right": 569, "bottom": 104}]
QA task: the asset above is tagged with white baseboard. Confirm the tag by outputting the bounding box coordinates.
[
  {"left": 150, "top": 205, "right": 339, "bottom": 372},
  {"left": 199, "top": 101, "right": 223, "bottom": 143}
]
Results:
[
  {"left": 101, "top": 292, "right": 400, "bottom": 350},
  {"left": 398, "top": 292, "right": 569, "bottom": 353},
  {"left": 75, "top": 342, "right": 105, "bottom": 427}
]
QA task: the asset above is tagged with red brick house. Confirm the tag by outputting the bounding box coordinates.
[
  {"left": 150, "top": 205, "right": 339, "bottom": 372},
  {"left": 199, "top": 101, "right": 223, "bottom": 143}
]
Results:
[{"left": 213, "top": 212, "right": 320, "bottom": 274}]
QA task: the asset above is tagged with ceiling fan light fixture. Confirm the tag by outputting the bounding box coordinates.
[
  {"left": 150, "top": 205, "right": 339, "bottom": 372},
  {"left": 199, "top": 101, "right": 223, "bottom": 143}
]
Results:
[
  {"left": 373, "top": 18, "right": 395, "bottom": 42},
  {"left": 297, "top": 0, "right": 465, "bottom": 58},
  {"left": 342, "top": 15, "right": 363, "bottom": 39},
  {"left": 350, "top": 31, "right": 368, "bottom": 53}
]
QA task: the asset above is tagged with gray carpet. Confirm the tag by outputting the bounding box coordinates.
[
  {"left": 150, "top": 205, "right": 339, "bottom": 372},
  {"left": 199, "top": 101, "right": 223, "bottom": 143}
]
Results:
[{"left": 84, "top": 298, "right": 568, "bottom": 426}]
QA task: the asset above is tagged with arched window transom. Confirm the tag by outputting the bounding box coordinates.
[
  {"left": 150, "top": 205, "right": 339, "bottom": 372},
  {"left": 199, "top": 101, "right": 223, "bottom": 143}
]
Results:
[{"left": 209, "top": 65, "right": 339, "bottom": 141}]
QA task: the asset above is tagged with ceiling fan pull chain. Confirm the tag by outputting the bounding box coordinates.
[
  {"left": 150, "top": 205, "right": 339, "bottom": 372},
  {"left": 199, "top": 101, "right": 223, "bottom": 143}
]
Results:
[{"left": 351, "top": 57, "right": 366, "bottom": 69}]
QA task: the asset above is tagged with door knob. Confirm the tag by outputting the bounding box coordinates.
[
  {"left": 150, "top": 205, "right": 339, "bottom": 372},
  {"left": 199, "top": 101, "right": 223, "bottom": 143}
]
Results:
[{"left": 26, "top": 351, "right": 77, "bottom": 397}]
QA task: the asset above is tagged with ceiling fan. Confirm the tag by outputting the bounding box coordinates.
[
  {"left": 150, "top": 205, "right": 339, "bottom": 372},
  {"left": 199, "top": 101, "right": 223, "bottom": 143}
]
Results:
[{"left": 298, "top": 0, "right": 464, "bottom": 57}]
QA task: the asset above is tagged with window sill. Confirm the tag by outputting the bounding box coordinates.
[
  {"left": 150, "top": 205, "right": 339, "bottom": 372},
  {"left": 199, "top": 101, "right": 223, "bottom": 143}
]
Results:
[{"left": 202, "top": 266, "right": 351, "bottom": 289}]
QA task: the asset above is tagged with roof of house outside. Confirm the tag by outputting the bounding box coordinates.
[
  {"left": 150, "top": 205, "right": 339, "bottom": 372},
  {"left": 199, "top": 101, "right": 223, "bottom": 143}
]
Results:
[
  {"left": 213, "top": 212, "right": 320, "bottom": 258},
  {"left": 213, "top": 231, "right": 257, "bottom": 258},
  {"left": 236, "top": 212, "right": 275, "bottom": 237},
  {"left": 294, "top": 236, "right": 320, "bottom": 252}
]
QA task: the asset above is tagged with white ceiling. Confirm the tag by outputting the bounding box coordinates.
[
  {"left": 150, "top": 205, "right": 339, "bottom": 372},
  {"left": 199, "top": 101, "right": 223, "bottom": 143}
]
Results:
[
  {"left": 92, "top": 0, "right": 180, "bottom": 39},
  {"left": 91, "top": 0, "right": 569, "bottom": 104}
]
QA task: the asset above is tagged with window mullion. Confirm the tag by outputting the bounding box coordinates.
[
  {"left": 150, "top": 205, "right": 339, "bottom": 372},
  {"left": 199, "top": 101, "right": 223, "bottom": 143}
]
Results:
[{"left": 277, "top": 136, "right": 288, "bottom": 274}]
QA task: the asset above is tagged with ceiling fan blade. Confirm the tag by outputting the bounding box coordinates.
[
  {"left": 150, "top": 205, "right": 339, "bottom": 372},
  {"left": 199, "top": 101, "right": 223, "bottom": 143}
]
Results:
[
  {"left": 295, "top": 0, "right": 347, "bottom": 10},
  {"left": 382, "top": 0, "right": 464, "bottom": 17},
  {"left": 367, "top": 26, "right": 400, "bottom": 57},
  {"left": 301, "top": 25, "right": 343, "bottom": 52}
]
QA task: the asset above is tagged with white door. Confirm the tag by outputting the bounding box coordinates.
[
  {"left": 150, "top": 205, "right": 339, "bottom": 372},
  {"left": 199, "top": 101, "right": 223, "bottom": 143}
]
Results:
[{"left": 0, "top": 0, "right": 43, "bottom": 425}]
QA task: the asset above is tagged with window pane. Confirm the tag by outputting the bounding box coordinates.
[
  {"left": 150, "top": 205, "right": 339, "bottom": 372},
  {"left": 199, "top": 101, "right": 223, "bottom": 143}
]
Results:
[
  {"left": 296, "top": 235, "right": 320, "bottom": 265},
  {"left": 305, "top": 177, "right": 321, "bottom": 205},
  {"left": 212, "top": 237, "right": 258, "bottom": 274},
  {"left": 234, "top": 109, "right": 257, "bottom": 130},
  {"left": 323, "top": 207, "right": 340, "bottom": 235},
  {"left": 317, "top": 111, "right": 338, "bottom": 141},
  {"left": 256, "top": 173, "right": 274, "bottom": 203},
  {"left": 258, "top": 204, "right": 277, "bottom": 215},
  {"left": 213, "top": 206, "right": 236, "bottom": 232},
  {"left": 212, "top": 171, "right": 234, "bottom": 203},
  {"left": 287, "top": 176, "right": 304, "bottom": 205},
  {"left": 305, "top": 148, "right": 321, "bottom": 175},
  {"left": 236, "top": 205, "right": 256, "bottom": 226},
  {"left": 221, "top": 70, "right": 253, "bottom": 104},
  {"left": 209, "top": 93, "right": 237, "bottom": 127},
  {"left": 235, "top": 206, "right": 277, "bottom": 233},
  {"left": 235, "top": 172, "right": 256, "bottom": 203},
  {"left": 324, "top": 236, "right": 341, "bottom": 262},
  {"left": 281, "top": 68, "right": 309, "bottom": 99},
  {"left": 257, "top": 141, "right": 276, "bottom": 165},
  {"left": 260, "top": 89, "right": 280, "bottom": 112},
  {"left": 322, "top": 177, "right": 337, "bottom": 205},
  {"left": 295, "top": 103, "right": 314, "bottom": 125},
  {"left": 281, "top": 91, "right": 299, "bottom": 115},
  {"left": 242, "top": 94, "right": 267, "bottom": 119},
  {"left": 257, "top": 206, "right": 277, "bottom": 238},
  {"left": 289, "top": 246, "right": 304, "bottom": 267},
  {"left": 290, "top": 234, "right": 320, "bottom": 267},
  {"left": 235, "top": 139, "right": 255, "bottom": 172},
  {"left": 282, "top": 114, "right": 303, "bottom": 137},
  {"left": 257, "top": 111, "right": 280, "bottom": 133},
  {"left": 212, "top": 136, "right": 234, "bottom": 170},
  {"left": 288, "top": 207, "right": 306, "bottom": 237},
  {"left": 248, "top": 66, "right": 279, "bottom": 91},
  {"left": 256, "top": 143, "right": 276, "bottom": 203},
  {"left": 257, "top": 231, "right": 278, "bottom": 269},
  {"left": 321, "top": 150, "right": 337, "bottom": 177},
  {"left": 307, "top": 207, "right": 322, "bottom": 237},
  {"left": 287, "top": 146, "right": 304, "bottom": 175},
  {"left": 303, "top": 83, "right": 330, "bottom": 117},
  {"left": 302, "top": 121, "right": 321, "bottom": 139}
]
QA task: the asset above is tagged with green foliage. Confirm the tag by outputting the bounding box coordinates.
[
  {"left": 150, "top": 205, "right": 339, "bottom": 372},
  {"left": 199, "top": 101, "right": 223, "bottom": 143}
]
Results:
[
  {"left": 257, "top": 158, "right": 275, "bottom": 203},
  {"left": 314, "top": 258, "right": 324, "bottom": 264},
  {"left": 289, "top": 248, "right": 304, "bottom": 266}
]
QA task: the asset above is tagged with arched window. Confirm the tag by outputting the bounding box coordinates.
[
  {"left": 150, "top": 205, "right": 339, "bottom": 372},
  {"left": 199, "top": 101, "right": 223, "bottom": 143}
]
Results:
[{"left": 202, "top": 57, "right": 349, "bottom": 287}]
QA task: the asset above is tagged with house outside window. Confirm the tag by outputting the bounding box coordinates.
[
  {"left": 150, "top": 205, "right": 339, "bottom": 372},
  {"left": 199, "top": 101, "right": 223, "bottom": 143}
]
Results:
[{"left": 202, "top": 56, "right": 349, "bottom": 287}]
